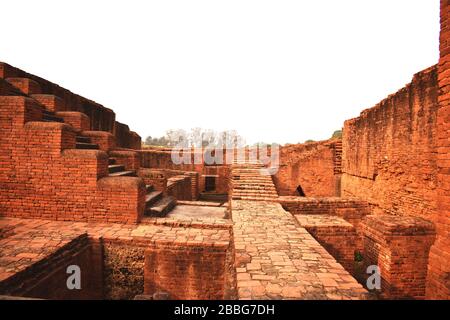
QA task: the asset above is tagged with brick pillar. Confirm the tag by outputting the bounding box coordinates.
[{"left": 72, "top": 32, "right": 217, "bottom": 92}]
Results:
[
  {"left": 427, "top": 0, "right": 450, "bottom": 299},
  {"left": 361, "top": 215, "right": 436, "bottom": 299}
]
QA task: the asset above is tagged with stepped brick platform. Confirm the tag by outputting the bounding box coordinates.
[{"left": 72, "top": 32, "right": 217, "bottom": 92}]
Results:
[{"left": 232, "top": 200, "right": 367, "bottom": 299}]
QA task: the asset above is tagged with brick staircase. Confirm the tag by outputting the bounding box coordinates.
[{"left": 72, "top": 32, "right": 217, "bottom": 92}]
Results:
[
  {"left": 231, "top": 160, "right": 279, "bottom": 201},
  {"left": 144, "top": 185, "right": 176, "bottom": 217},
  {"left": 41, "top": 107, "right": 177, "bottom": 217}
]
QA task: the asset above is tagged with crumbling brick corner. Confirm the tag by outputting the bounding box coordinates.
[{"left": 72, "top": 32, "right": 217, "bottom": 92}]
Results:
[{"left": 361, "top": 215, "right": 436, "bottom": 299}]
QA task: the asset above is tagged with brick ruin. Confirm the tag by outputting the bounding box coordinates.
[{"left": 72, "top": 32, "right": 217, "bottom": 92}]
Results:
[{"left": 0, "top": 2, "right": 449, "bottom": 301}]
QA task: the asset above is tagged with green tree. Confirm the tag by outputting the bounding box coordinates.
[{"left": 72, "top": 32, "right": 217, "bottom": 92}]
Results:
[{"left": 332, "top": 130, "right": 342, "bottom": 139}]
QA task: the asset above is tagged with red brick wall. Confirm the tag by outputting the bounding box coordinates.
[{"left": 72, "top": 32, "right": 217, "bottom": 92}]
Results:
[
  {"left": 167, "top": 175, "right": 192, "bottom": 200},
  {"left": 0, "top": 235, "right": 103, "bottom": 299},
  {"left": 341, "top": 66, "right": 439, "bottom": 221},
  {"left": 137, "top": 168, "right": 167, "bottom": 193},
  {"left": 144, "top": 243, "right": 228, "bottom": 300},
  {"left": 113, "top": 121, "right": 141, "bottom": 150},
  {"left": 427, "top": 0, "right": 450, "bottom": 299},
  {"left": 278, "top": 196, "right": 370, "bottom": 228},
  {"left": 361, "top": 215, "right": 436, "bottom": 299},
  {"left": 0, "top": 62, "right": 116, "bottom": 133},
  {"left": 295, "top": 215, "right": 357, "bottom": 274},
  {"left": 0, "top": 96, "right": 145, "bottom": 224},
  {"left": 273, "top": 140, "right": 341, "bottom": 197},
  {"left": 140, "top": 149, "right": 230, "bottom": 195},
  {"left": 339, "top": 58, "right": 449, "bottom": 298}
]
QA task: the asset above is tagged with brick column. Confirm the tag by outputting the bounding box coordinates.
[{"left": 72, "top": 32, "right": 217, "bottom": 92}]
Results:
[
  {"left": 427, "top": 0, "right": 450, "bottom": 299},
  {"left": 361, "top": 215, "right": 436, "bottom": 299}
]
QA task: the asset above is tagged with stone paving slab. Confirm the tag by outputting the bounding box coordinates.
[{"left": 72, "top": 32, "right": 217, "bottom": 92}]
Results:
[{"left": 232, "top": 200, "right": 368, "bottom": 300}]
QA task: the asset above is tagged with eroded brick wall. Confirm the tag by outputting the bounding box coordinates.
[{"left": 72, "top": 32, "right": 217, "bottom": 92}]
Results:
[
  {"left": 340, "top": 59, "right": 448, "bottom": 297},
  {"left": 0, "top": 235, "right": 103, "bottom": 299},
  {"left": 273, "top": 140, "right": 341, "bottom": 197},
  {"left": 341, "top": 66, "right": 439, "bottom": 220},
  {"left": 361, "top": 215, "right": 436, "bottom": 299},
  {"left": 113, "top": 121, "right": 141, "bottom": 150},
  {"left": 427, "top": 0, "right": 450, "bottom": 299},
  {"left": 103, "top": 241, "right": 146, "bottom": 300},
  {"left": 0, "top": 62, "right": 115, "bottom": 133},
  {"left": 144, "top": 243, "right": 229, "bottom": 300},
  {"left": 279, "top": 196, "right": 370, "bottom": 228},
  {"left": 140, "top": 149, "right": 230, "bottom": 195},
  {"left": 0, "top": 97, "right": 145, "bottom": 223},
  {"left": 167, "top": 175, "right": 193, "bottom": 200}
]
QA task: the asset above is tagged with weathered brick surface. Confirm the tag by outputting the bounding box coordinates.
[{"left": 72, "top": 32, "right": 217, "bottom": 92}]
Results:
[
  {"left": 109, "top": 150, "right": 141, "bottom": 171},
  {"left": 55, "top": 111, "right": 90, "bottom": 132},
  {"left": 342, "top": 66, "right": 439, "bottom": 220},
  {"left": 278, "top": 196, "right": 370, "bottom": 229},
  {"left": 0, "top": 96, "right": 145, "bottom": 223},
  {"left": 140, "top": 148, "right": 230, "bottom": 195},
  {"left": 232, "top": 200, "right": 367, "bottom": 300},
  {"left": 82, "top": 130, "right": 116, "bottom": 152},
  {"left": 0, "top": 217, "right": 232, "bottom": 300},
  {"left": 294, "top": 214, "right": 357, "bottom": 274},
  {"left": 113, "top": 121, "right": 141, "bottom": 150},
  {"left": 426, "top": 0, "right": 450, "bottom": 299},
  {"left": 274, "top": 140, "right": 341, "bottom": 197},
  {"left": 137, "top": 168, "right": 167, "bottom": 193},
  {"left": 0, "top": 219, "right": 103, "bottom": 299},
  {"left": 6, "top": 78, "right": 41, "bottom": 95},
  {"left": 361, "top": 215, "right": 436, "bottom": 299},
  {"left": 31, "top": 94, "right": 65, "bottom": 112},
  {"left": 0, "top": 63, "right": 116, "bottom": 133},
  {"left": 144, "top": 243, "right": 228, "bottom": 300},
  {"left": 167, "top": 175, "right": 192, "bottom": 200}
]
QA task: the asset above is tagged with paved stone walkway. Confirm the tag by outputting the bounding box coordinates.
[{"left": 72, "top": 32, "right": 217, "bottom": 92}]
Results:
[
  {"left": 232, "top": 200, "right": 367, "bottom": 299},
  {"left": 230, "top": 161, "right": 367, "bottom": 300}
]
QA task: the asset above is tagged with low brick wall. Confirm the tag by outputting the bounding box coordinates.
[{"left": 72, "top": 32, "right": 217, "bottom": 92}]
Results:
[
  {"left": 360, "top": 215, "right": 436, "bottom": 299},
  {"left": 137, "top": 168, "right": 167, "bottom": 193},
  {"left": 0, "top": 235, "right": 103, "bottom": 299},
  {"left": 294, "top": 214, "right": 358, "bottom": 274},
  {"left": 279, "top": 196, "right": 370, "bottom": 228},
  {"left": 103, "top": 241, "right": 146, "bottom": 300},
  {"left": 167, "top": 175, "right": 192, "bottom": 200},
  {"left": 144, "top": 242, "right": 229, "bottom": 300}
]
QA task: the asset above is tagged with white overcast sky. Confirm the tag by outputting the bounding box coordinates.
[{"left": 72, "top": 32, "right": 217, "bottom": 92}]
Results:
[{"left": 0, "top": 0, "right": 440, "bottom": 144}]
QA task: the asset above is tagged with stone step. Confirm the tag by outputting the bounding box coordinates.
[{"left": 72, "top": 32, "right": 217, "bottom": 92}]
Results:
[
  {"left": 234, "top": 186, "right": 277, "bottom": 191},
  {"left": 108, "top": 170, "right": 135, "bottom": 177},
  {"left": 146, "top": 184, "right": 154, "bottom": 192},
  {"left": 42, "top": 114, "right": 64, "bottom": 123},
  {"left": 233, "top": 182, "right": 275, "bottom": 186},
  {"left": 42, "top": 109, "right": 54, "bottom": 116},
  {"left": 233, "top": 178, "right": 273, "bottom": 182},
  {"left": 233, "top": 192, "right": 278, "bottom": 197},
  {"left": 108, "top": 164, "right": 125, "bottom": 174},
  {"left": 233, "top": 188, "right": 278, "bottom": 193},
  {"left": 109, "top": 157, "right": 116, "bottom": 165},
  {"left": 76, "top": 142, "right": 99, "bottom": 150},
  {"left": 146, "top": 196, "right": 176, "bottom": 217},
  {"left": 232, "top": 196, "right": 278, "bottom": 201},
  {"left": 76, "top": 136, "right": 91, "bottom": 143},
  {"left": 145, "top": 191, "right": 163, "bottom": 207}
]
